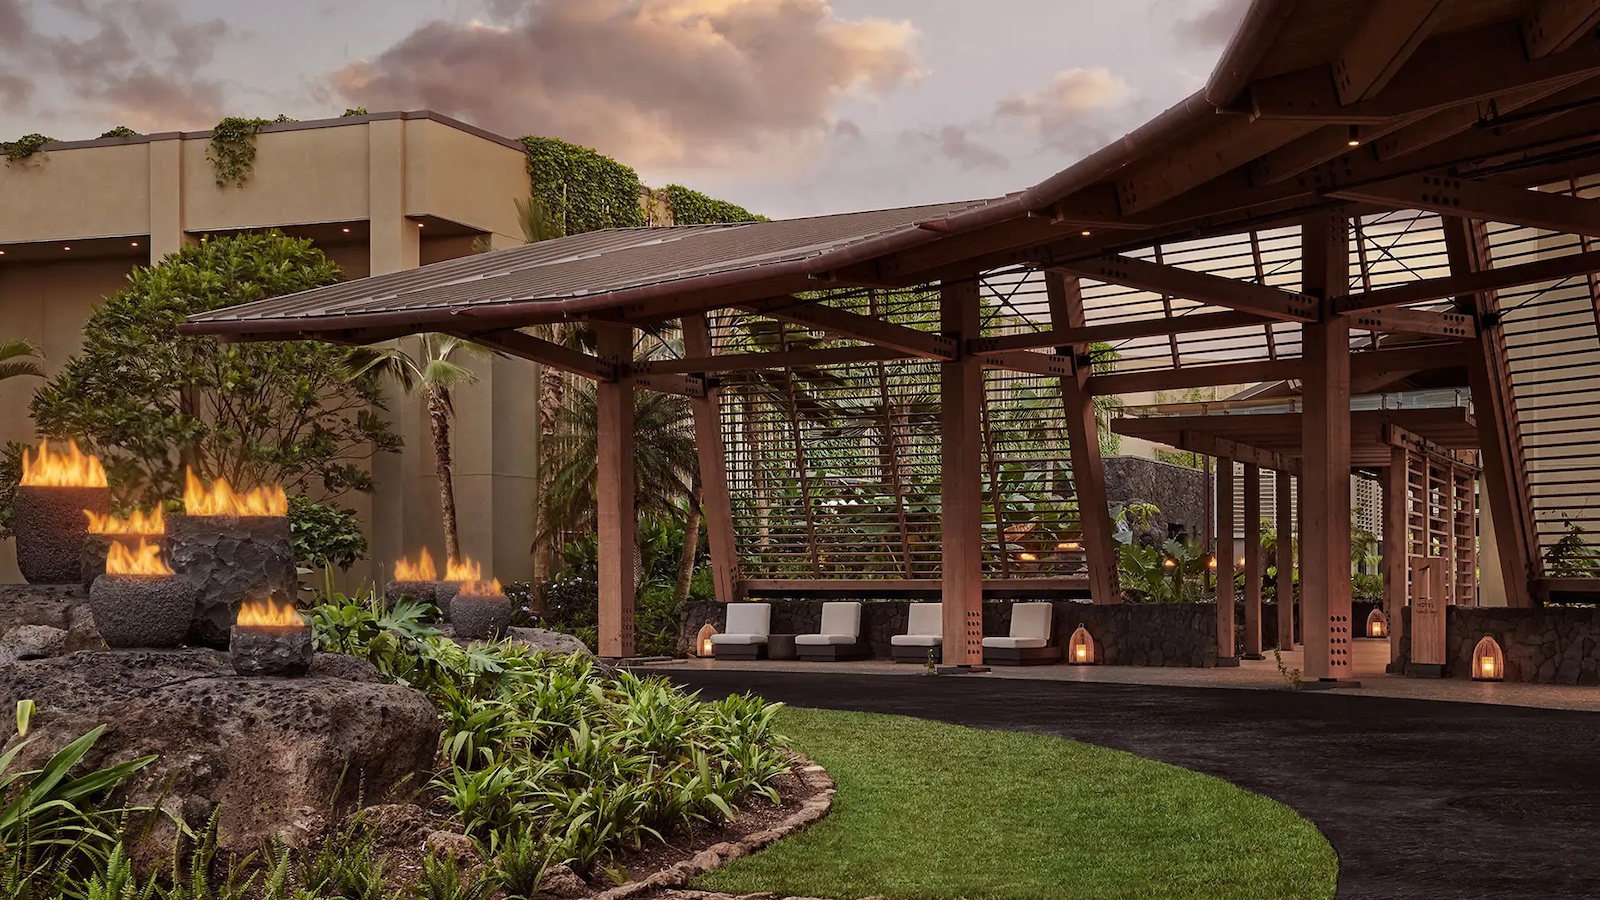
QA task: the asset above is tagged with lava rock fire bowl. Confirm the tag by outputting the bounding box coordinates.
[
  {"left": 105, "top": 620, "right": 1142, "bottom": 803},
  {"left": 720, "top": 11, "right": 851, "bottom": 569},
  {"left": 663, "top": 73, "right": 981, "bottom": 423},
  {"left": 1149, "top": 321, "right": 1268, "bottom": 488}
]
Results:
[
  {"left": 88, "top": 573, "right": 197, "bottom": 649},
  {"left": 230, "top": 624, "right": 314, "bottom": 677},
  {"left": 384, "top": 580, "right": 449, "bottom": 612},
  {"left": 82, "top": 534, "right": 169, "bottom": 589},
  {"left": 167, "top": 514, "right": 297, "bottom": 648},
  {"left": 450, "top": 593, "right": 513, "bottom": 640},
  {"left": 15, "top": 486, "right": 109, "bottom": 585}
]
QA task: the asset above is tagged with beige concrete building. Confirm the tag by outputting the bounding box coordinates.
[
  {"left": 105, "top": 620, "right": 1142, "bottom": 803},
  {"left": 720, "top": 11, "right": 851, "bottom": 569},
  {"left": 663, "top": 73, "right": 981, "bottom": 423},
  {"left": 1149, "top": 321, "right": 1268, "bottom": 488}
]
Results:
[{"left": 0, "top": 111, "right": 542, "bottom": 584}]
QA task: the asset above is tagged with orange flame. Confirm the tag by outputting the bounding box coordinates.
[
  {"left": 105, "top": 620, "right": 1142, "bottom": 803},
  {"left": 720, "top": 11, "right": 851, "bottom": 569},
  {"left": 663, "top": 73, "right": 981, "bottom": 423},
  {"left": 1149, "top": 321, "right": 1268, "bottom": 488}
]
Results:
[
  {"left": 394, "top": 548, "right": 438, "bottom": 581},
  {"left": 20, "top": 441, "right": 107, "bottom": 487},
  {"left": 184, "top": 470, "right": 287, "bottom": 517},
  {"left": 236, "top": 596, "right": 304, "bottom": 627},
  {"left": 445, "top": 556, "right": 482, "bottom": 582},
  {"left": 105, "top": 538, "right": 174, "bottom": 576},
  {"left": 457, "top": 578, "right": 504, "bottom": 598},
  {"left": 85, "top": 507, "right": 166, "bottom": 535}
]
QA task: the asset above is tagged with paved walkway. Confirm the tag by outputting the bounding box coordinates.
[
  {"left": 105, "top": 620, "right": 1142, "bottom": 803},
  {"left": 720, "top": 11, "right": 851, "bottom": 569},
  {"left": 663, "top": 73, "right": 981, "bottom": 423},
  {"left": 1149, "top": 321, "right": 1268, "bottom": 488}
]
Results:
[
  {"left": 668, "top": 668, "right": 1600, "bottom": 900},
  {"left": 651, "top": 638, "right": 1600, "bottom": 712}
]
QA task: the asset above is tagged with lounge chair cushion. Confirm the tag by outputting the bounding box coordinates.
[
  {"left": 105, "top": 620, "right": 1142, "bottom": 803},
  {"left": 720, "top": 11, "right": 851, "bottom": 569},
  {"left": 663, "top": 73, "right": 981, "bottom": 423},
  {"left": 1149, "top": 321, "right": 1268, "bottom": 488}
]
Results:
[
  {"left": 983, "top": 635, "right": 1048, "bottom": 649},
  {"left": 904, "top": 603, "right": 941, "bottom": 638},
  {"left": 711, "top": 632, "right": 768, "bottom": 646},
  {"left": 795, "top": 602, "right": 861, "bottom": 647},
  {"left": 1009, "top": 602, "right": 1053, "bottom": 640},
  {"left": 723, "top": 603, "right": 772, "bottom": 638},
  {"left": 795, "top": 633, "right": 857, "bottom": 646},
  {"left": 891, "top": 633, "right": 942, "bottom": 647}
]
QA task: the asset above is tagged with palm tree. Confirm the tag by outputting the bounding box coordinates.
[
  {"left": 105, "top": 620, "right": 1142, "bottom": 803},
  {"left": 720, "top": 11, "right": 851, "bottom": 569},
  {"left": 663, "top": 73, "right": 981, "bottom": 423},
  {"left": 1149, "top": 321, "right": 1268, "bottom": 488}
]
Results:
[
  {"left": 0, "top": 340, "right": 43, "bottom": 383},
  {"left": 344, "top": 335, "right": 490, "bottom": 563}
]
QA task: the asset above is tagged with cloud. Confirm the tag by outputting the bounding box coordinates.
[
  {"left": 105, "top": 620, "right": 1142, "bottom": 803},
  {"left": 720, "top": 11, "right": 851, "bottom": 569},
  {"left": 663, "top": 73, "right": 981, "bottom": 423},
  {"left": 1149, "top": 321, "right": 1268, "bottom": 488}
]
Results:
[
  {"left": 328, "top": 0, "right": 922, "bottom": 170},
  {"left": 902, "top": 125, "right": 1008, "bottom": 171},
  {"left": 994, "top": 67, "right": 1134, "bottom": 152},
  {"left": 1170, "top": 0, "right": 1251, "bottom": 48},
  {"left": 0, "top": 0, "right": 229, "bottom": 128}
]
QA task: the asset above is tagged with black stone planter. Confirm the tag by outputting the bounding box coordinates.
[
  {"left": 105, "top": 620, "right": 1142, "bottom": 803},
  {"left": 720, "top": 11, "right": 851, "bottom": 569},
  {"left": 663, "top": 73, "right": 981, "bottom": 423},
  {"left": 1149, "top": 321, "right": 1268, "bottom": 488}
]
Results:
[
  {"left": 89, "top": 573, "right": 197, "bottom": 648},
  {"left": 15, "top": 485, "right": 109, "bottom": 585},
  {"left": 451, "top": 593, "right": 512, "bottom": 641},
  {"left": 82, "top": 534, "right": 169, "bottom": 589},
  {"left": 167, "top": 513, "right": 298, "bottom": 648},
  {"left": 229, "top": 624, "right": 314, "bottom": 677}
]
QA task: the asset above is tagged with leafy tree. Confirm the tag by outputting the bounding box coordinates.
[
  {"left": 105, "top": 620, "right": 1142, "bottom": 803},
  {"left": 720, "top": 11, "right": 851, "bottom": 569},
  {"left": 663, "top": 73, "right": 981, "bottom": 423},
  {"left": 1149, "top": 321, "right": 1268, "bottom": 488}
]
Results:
[
  {"left": 343, "top": 335, "right": 489, "bottom": 564},
  {"left": 28, "top": 231, "right": 400, "bottom": 509}
]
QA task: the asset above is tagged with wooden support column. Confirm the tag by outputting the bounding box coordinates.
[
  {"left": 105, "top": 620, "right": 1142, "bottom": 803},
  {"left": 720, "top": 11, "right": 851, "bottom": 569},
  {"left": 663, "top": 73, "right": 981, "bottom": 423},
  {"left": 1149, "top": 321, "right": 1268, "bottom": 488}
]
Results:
[
  {"left": 940, "top": 279, "right": 987, "bottom": 667},
  {"left": 1443, "top": 217, "right": 1537, "bottom": 608},
  {"left": 1276, "top": 471, "right": 1296, "bottom": 650},
  {"left": 1046, "top": 273, "right": 1120, "bottom": 605},
  {"left": 1384, "top": 445, "right": 1410, "bottom": 668},
  {"left": 595, "top": 324, "right": 636, "bottom": 659},
  {"left": 1301, "top": 214, "right": 1356, "bottom": 682},
  {"left": 1243, "top": 464, "right": 1264, "bottom": 659},
  {"left": 1216, "top": 457, "right": 1238, "bottom": 665},
  {"left": 682, "top": 314, "right": 740, "bottom": 603}
]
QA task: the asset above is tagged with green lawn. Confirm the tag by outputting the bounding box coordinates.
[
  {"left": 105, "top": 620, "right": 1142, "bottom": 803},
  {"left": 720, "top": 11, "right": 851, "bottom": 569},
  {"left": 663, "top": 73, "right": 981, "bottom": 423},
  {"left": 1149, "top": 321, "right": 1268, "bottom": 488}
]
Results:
[{"left": 699, "top": 707, "right": 1337, "bottom": 900}]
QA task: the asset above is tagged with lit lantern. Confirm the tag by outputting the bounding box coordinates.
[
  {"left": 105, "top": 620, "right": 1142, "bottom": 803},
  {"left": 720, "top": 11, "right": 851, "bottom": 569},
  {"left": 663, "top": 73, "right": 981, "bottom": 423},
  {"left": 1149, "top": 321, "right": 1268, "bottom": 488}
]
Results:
[
  {"left": 1207, "top": 556, "right": 1219, "bottom": 570},
  {"left": 1472, "top": 635, "right": 1505, "bottom": 682},
  {"left": 696, "top": 623, "right": 718, "bottom": 658},
  {"left": 1068, "top": 625, "right": 1096, "bottom": 665},
  {"left": 1365, "top": 608, "right": 1389, "bottom": 639}
]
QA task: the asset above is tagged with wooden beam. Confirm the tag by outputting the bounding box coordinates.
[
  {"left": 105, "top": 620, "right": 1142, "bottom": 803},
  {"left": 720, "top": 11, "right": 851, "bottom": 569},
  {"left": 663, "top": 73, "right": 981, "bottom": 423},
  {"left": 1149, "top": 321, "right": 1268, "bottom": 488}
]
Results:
[
  {"left": 1216, "top": 456, "right": 1237, "bottom": 664},
  {"left": 740, "top": 577, "right": 1091, "bottom": 596},
  {"left": 1384, "top": 443, "right": 1409, "bottom": 668},
  {"left": 1327, "top": 174, "right": 1600, "bottom": 236},
  {"left": 1376, "top": 77, "right": 1591, "bottom": 159},
  {"left": 595, "top": 323, "right": 636, "bottom": 658},
  {"left": 1343, "top": 307, "right": 1476, "bottom": 339},
  {"left": 739, "top": 297, "right": 957, "bottom": 360},
  {"left": 452, "top": 328, "right": 614, "bottom": 380},
  {"left": 631, "top": 345, "right": 912, "bottom": 375},
  {"left": 1090, "top": 359, "right": 1300, "bottom": 395},
  {"left": 1338, "top": 247, "right": 1600, "bottom": 311},
  {"left": 682, "top": 314, "right": 740, "bottom": 605},
  {"left": 1179, "top": 430, "right": 1302, "bottom": 476},
  {"left": 1047, "top": 273, "right": 1120, "bottom": 607},
  {"left": 1332, "top": 0, "right": 1448, "bottom": 103},
  {"left": 1243, "top": 463, "right": 1264, "bottom": 658},
  {"left": 971, "top": 310, "right": 1270, "bottom": 353},
  {"left": 1251, "top": 21, "right": 1600, "bottom": 123},
  {"left": 1444, "top": 217, "right": 1538, "bottom": 608},
  {"left": 1249, "top": 117, "right": 1423, "bottom": 186},
  {"left": 1275, "top": 470, "right": 1296, "bottom": 649},
  {"left": 1115, "top": 119, "right": 1317, "bottom": 214},
  {"left": 940, "top": 279, "right": 986, "bottom": 665},
  {"left": 627, "top": 373, "right": 706, "bottom": 397},
  {"left": 976, "top": 349, "right": 1072, "bottom": 377},
  {"left": 1052, "top": 255, "right": 1320, "bottom": 322},
  {"left": 1523, "top": 0, "right": 1600, "bottom": 58},
  {"left": 1300, "top": 213, "right": 1355, "bottom": 682}
]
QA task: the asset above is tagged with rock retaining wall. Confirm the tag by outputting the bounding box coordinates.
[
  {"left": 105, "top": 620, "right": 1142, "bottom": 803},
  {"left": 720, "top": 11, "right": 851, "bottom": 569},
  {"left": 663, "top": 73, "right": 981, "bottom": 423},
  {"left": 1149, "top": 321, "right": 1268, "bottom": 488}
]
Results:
[{"left": 1395, "top": 605, "right": 1600, "bottom": 684}]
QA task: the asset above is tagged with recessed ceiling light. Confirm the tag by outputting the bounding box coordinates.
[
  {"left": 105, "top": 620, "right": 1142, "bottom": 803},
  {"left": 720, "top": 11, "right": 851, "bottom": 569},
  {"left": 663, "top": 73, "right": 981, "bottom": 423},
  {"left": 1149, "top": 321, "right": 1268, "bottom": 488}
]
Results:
[
  {"left": 130, "top": 241, "right": 139, "bottom": 247},
  {"left": 1347, "top": 125, "right": 1361, "bottom": 147},
  {"left": 1081, "top": 230, "right": 1092, "bottom": 237},
  {"left": 341, "top": 227, "right": 351, "bottom": 233},
  {"left": 416, "top": 222, "right": 425, "bottom": 228},
  {"left": 0, "top": 250, "right": 6, "bottom": 256},
  {"left": 62, "top": 246, "right": 71, "bottom": 251}
]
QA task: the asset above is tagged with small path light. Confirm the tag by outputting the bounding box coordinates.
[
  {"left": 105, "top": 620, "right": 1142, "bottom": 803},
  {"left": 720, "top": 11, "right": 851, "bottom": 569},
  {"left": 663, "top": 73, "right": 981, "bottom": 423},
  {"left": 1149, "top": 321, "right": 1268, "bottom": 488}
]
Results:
[
  {"left": 1068, "top": 625, "right": 1096, "bottom": 665},
  {"left": 1473, "top": 635, "right": 1505, "bottom": 682},
  {"left": 1365, "top": 608, "right": 1389, "bottom": 639}
]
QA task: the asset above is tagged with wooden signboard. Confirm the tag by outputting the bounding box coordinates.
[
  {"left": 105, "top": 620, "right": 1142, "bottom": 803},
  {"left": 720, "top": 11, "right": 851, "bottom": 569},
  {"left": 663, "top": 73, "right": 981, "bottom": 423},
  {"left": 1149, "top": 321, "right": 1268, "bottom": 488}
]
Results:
[{"left": 1408, "top": 556, "right": 1449, "bottom": 677}]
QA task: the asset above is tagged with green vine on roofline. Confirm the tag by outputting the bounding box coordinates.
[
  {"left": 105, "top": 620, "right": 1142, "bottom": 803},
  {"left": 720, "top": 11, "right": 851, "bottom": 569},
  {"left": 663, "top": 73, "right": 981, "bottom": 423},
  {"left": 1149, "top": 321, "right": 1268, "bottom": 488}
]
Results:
[
  {"left": 99, "top": 126, "right": 138, "bottom": 139},
  {"left": 207, "top": 115, "right": 296, "bottom": 188},
  {"left": 519, "top": 135, "right": 647, "bottom": 235},
  {"left": 342, "top": 107, "right": 369, "bottom": 117},
  {"left": 661, "top": 184, "right": 766, "bottom": 225},
  {"left": 2, "top": 133, "right": 55, "bottom": 164}
]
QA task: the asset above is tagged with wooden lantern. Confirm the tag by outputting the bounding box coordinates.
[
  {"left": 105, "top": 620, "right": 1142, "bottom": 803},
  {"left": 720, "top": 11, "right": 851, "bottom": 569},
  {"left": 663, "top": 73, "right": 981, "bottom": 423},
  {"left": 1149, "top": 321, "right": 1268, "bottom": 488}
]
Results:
[
  {"left": 1365, "top": 608, "right": 1389, "bottom": 639},
  {"left": 695, "top": 623, "right": 718, "bottom": 658},
  {"left": 1472, "top": 635, "right": 1505, "bottom": 682},
  {"left": 1068, "top": 625, "right": 1096, "bottom": 665}
]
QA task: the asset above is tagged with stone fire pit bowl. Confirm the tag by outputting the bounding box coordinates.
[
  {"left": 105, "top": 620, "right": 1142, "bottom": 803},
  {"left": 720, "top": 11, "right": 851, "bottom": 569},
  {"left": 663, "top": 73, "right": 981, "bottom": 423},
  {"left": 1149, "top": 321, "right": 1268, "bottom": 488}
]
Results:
[
  {"left": 88, "top": 573, "right": 197, "bottom": 649},
  {"left": 15, "top": 485, "right": 109, "bottom": 585},
  {"left": 230, "top": 623, "right": 314, "bottom": 677},
  {"left": 450, "top": 592, "right": 513, "bottom": 640},
  {"left": 81, "top": 533, "right": 169, "bottom": 589},
  {"left": 383, "top": 580, "right": 450, "bottom": 613},
  {"left": 167, "top": 513, "right": 297, "bottom": 648}
]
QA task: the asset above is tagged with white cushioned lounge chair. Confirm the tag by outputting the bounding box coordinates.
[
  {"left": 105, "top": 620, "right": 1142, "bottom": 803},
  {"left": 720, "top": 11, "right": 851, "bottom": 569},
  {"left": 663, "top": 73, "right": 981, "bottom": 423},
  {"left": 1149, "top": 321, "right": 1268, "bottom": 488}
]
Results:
[
  {"left": 795, "top": 601, "right": 869, "bottom": 661},
  {"left": 710, "top": 602, "right": 771, "bottom": 660},
  {"left": 891, "top": 603, "right": 943, "bottom": 663},
  {"left": 982, "top": 602, "right": 1061, "bottom": 665}
]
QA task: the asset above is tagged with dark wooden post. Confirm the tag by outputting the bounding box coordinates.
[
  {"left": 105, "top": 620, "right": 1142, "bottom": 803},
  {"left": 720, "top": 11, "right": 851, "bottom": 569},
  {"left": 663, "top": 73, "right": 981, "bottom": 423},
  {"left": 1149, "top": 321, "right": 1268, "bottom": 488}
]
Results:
[
  {"left": 1046, "top": 272, "right": 1120, "bottom": 605},
  {"left": 682, "top": 313, "right": 740, "bottom": 603},
  {"left": 595, "top": 323, "right": 636, "bottom": 658},
  {"left": 1216, "top": 456, "right": 1237, "bottom": 665},
  {"left": 1384, "top": 443, "right": 1409, "bottom": 667},
  {"left": 1243, "top": 463, "right": 1264, "bottom": 659},
  {"left": 1301, "top": 214, "right": 1355, "bottom": 682},
  {"left": 1276, "top": 470, "right": 1296, "bottom": 649},
  {"left": 941, "top": 278, "right": 986, "bottom": 666}
]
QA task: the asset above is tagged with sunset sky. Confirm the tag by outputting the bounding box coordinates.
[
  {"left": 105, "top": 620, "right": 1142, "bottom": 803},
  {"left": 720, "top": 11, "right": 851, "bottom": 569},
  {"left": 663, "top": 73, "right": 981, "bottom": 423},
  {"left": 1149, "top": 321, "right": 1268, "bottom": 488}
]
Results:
[{"left": 0, "top": 0, "right": 1249, "bottom": 218}]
